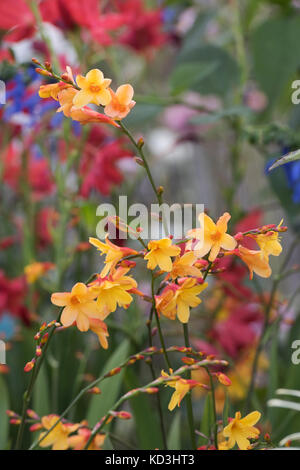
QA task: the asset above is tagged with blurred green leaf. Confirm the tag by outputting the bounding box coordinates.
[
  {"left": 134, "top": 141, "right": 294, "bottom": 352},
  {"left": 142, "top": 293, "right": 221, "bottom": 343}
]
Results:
[
  {"left": 125, "top": 368, "right": 163, "bottom": 449},
  {"left": 87, "top": 340, "right": 130, "bottom": 426},
  {"left": 167, "top": 412, "right": 181, "bottom": 450},
  {"left": 176, "top": 44, "right": 240, "bottom": 96},
  {"left": 190, "top": 106, "right": 250, "bottom": 124},
  {"left": 0, "top": 376, "right": 9, "bottom": 449},
  {"left": 170, "top": 62, "right": 219, "bottom": 95},
  {"left": 33, "top": 365, "right": 50, "bottom": 417},
  {"left": 251, "top": 16, "right": 300, "bottom": 105},
  {"left": 198, "top": 394, "right": 213, "bottom": 447}
]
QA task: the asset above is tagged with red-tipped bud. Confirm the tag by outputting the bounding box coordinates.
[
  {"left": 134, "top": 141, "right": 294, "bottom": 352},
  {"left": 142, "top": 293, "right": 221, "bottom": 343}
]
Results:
[
  {"left": 137, "top": 137, "right": 144, "bottom": 148},
  {"left": 145, "top": 387, "right": 159, "bottom": 394},
  {"left": 134, "top": 157, "right": 144, "bottom": 167},
  {"left": 107, "top": 367, "right": 121, "bottom": 377},
  {"left": 87, "top": 387, "right": 101, "bottom": 395},
  {"left": 216, "top": 372, "right": 231, "bottom": 386},
  {"left": 32, "top": 58, "right": 41, "bottom": 65},
  {"left": 29, "top": 423, "right": 43, "bottom": 432},
  {"left": 35, "top": 68, "right": 52, "bottom": 77},
  {"left": 181, "top": 357, "right": 196, "bottom": 365},
  {"left": 264, "top": 433, "right": 271, "bottom": 442},
  {"left": 10, "top": 419, "right": 21, "bottom": 425},
  {"left": 24, "top": 360, "right": 35, "bottom": 372},
  {"left": 41, "top": 333, "right": 49, "bottom": 345},
  {"left": 27, "top": 409, "right": 39, "bottom": 420},
  {"left": 35, "top": 346, "right": 42, "bottom": 357}
]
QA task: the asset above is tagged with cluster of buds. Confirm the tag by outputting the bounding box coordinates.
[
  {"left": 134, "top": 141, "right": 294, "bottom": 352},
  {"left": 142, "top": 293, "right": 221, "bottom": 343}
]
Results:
[{"left": 25, "top": 321, "right": 60, "bottom": 372}]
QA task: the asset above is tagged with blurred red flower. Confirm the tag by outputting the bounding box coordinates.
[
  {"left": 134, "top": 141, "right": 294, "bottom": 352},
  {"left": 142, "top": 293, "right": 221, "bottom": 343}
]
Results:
[{"left": 0, "top": 271, "right": 29, "bottom": 325}]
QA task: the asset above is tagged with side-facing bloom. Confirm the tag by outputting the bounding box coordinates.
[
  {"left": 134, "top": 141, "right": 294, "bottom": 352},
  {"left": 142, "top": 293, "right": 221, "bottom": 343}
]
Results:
[
  {"left": 167, "top": 251, "right": 202, "bottom": 280},
  {"left": 161, "top": 370, "right": 207, "bottom": 411},
  {"left": 144, "top": 238, "right": 181, "bottom": 272},
  {"left": 89, "top": 318, "right": 109, "bottom": 349},
  {"left": 237, "top": 246, "right": 271, "bottom": 279},
  {"left": 73, "top": 69, "right": 112, "bottom": 108},
  {"left": 39, "top": 415, "right": 79, "bottom": 451},
  {"left": 68, "top": 428, "right": 106, "bottom": 451},
  {"left": 57, "top": 87, "right": 119, "bottom": 127},
  {"left": 24, "top": 262, "right": 54, "bottom": 284},
  {"left": 104, "top": 84, "right": 136, "bottom": 120},
  {"left": 158, "top": 278, "right": 208, "bottom": 323},
  {"left": 51, "top": 283, "right": 102, "bottom": 331},
  {"left": 222, "top": 411, "right": 261, "bottom": 450},
  {"left": 187, "top": 212, "right": 237, "bottom": 262},
  {"left": 39, "top": 82, "right": 70, "bottom": 100},
  {"left": 89, "top": 236, "right": 137, "bottom": 277},
  {"left": 89, "top": 266, "right": 137, "bottom": 319}
]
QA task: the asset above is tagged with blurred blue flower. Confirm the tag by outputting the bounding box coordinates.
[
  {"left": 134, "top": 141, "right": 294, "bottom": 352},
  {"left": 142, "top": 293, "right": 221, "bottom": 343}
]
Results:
[{"left": 0, "top": 314, "right": 16, "bottom": 340}]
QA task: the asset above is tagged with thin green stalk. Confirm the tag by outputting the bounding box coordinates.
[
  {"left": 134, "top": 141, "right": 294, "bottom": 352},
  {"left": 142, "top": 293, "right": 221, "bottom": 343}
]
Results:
[
  {"left": 151, "top": 275, "right": 172, "bottom": 370},
  {"left": 205, "top": 367, "right": 218, "bottom": 450},
  {"left": 182, "top": 323, "right": 196, "bottom": 449}
]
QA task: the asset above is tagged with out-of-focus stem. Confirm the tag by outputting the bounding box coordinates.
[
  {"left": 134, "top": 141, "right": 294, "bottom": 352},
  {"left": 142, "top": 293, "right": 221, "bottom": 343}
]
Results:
[{"left": 183, "top": 323, "right": 197, "bottom": 449}]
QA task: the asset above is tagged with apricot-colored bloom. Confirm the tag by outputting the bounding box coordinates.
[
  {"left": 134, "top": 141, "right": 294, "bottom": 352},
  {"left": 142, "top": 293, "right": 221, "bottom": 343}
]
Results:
[
  {"left": 57, "top": 88, "right": 119, "bottom": 127},
  {"left": 104, "top": 84, "right": 136, "bottom": 120},
  {"left": 254, "top": 231, "right": 282, "bottom": 259},
  {"left": 161, "top": 370, "right": 206, "bottom": 411},
  {"left": 68, "top": 428, "right": 106, "bottom": 451},
  {"left": 39, "top": 415, "right": 79, "bottom": 451},
  {"left": 51, "top": 283, "right": 101, "bottom": 331},
  {"left": 167, "top": 251, "right": 202, "bottom": 280},
  {"left": 89, "top": 235, "right": 137, "bottom": 277},
  {"left": 159, "top": 278, "right": 208, "bottom": 323},
  {"left": 222, "top": 411, "right": 261, "bottom": 450},
  {"left": 144, "top": 238, "right": 181, "bottom": 272},
  {"left": 73, "top": 69, "right": 112, "bottom": 108},
  {"left": 89, "top": 318, "right": 109, "bottom": 349},
  {"left": 39, "top": 82, "right": 70, "bottom": 100},
  {"left": 187, "top": 212, "right": 237, "bottom": 261},
  {"left": 238, "top": 245, "right": 271, "bottom": 279},
  {"left": 24, "top": 261, "right": 54, "bottom": 284},
  {"left": 89, "top": 267, "right": 137, "bottom": 319}
]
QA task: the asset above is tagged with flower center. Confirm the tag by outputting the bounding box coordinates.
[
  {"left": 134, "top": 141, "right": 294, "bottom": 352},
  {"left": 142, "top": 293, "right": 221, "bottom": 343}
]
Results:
[
  {"left": 210, "top": 230, "right": 222, "bottom": 242},
  {"left": 89, "top": 84, "right": 102, "bottom": 93},
  {"left": 70, "top": 295, "right": 80, "bottom": 305}
]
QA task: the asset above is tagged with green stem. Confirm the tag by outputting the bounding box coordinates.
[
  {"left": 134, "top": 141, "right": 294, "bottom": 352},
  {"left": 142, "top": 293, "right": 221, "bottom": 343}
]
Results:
[
  {"left": 151, "top": 275, "right": 172, "bottom": 370},
  {"left": 182, "top": 323, "right": 197, "bottom": 449},
  {"left": 205, "top": 367, "right": 218, "bottom": 450}
]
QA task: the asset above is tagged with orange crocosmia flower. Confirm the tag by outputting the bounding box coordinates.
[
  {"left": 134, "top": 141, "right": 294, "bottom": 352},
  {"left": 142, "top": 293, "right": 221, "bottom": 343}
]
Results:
[
  {"left": 89, "top": 318, "right": 109, "bottom": 349},
  {"left": 73, "top": 69, "right": 112, "bottom": 108},
  {"left": 167, "top": 251, "right": 202, "bottom": 280},
  {"left": 89, "top": 267, "right": 137, "bottom": 320},
  {"left": 51, "top": 283, "right": 101, "bottom": 332},
  {"left": 238, "top": 245, "right": 272, "bottom": 279},
  {"left": 24, "top": 261, "right": 54, "bottom": 284},
  {"left": 161, "top": 370, "right": 206, "bottom": 411},
  {"left": 57, "top": 88, "right": 119, "bottom": 127},
  {"left": 39, "top": 415, "right": 79, "bottom": 451},
  {"left": 187, "top": 212, "right": 237, "bottom": 262},
  {"left": 38, "top": 82, "right": 70, "bottom": 100},
  {"left": 104, "top": 84, "right": 136, "bottom": 120},
  {"left": 144, "top": 238, "right": 181, "bottom": 272},
  {"left": 222, "top": 411, "right": 261, "bottom": 450},
  {"left": 155, "top": 287, "right": 177, "bottom": 319},
  {"left": 89, "top": 236, "right": 138, "bottom": 278},
  {"left": 68, "top": 428, "right": 106, "bottom": 451},
  {"left": 163, "top": 278, "right": 208, "bottom": 323}
]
